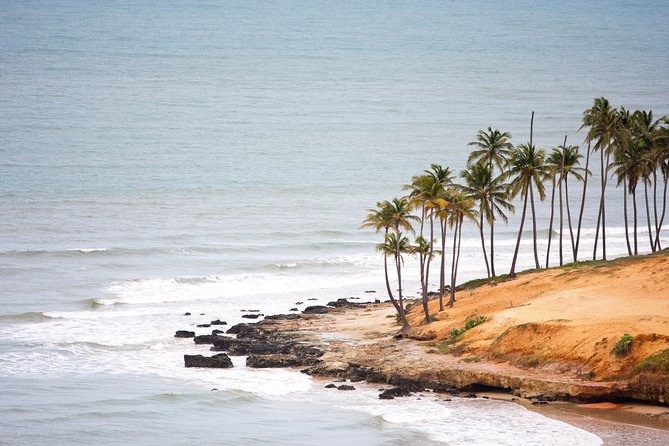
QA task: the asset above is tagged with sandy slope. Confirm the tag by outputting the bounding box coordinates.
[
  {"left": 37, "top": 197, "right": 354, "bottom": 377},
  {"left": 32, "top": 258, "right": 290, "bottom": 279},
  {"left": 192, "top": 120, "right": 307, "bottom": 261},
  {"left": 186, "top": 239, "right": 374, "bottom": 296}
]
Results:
[{"left": 404, "top": 252, "right": 669, "bottom": 380}]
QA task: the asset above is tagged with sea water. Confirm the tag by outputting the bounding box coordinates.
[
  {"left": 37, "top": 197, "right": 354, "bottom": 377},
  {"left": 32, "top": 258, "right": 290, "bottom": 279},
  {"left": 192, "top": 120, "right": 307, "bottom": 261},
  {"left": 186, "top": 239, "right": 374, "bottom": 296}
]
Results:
[{"left": 1, "top": 1, "right": 668, "bottom": 444}]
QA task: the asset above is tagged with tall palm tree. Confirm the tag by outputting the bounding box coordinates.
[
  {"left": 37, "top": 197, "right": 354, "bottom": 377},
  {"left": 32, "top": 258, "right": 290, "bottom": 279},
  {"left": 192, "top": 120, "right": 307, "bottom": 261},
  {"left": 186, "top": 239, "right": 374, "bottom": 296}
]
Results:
[
  {"left": 508, "top": 143, "right": 548, "bottom": 277},
  {"left": 652, "top": 119, "right": 669, "bottom": 249},
  {"left": 581, "top": 97, "right": 626, "bottom": 261},
  {"left": 376, "top": 233, "right": 412, "bottom": 329},
  {"left": 632, "top": 110, "right": 663, "bottom": 252},
  {"left": 467, "top": 127, "right": 514, "bottom": 170},
  {"left": 544, "top": 145, "right": 563, "bottom": 267},
  {"left": 446, "top": 191, "right": 477, "bottom": 307},
  {"left": 560, "top": 144, "right": 588, "bottom": 261},
  {"left": 613, "top": 141, "right": 651, "bottom": 255},
  {"left": 460, "top": 163, "right": 514, "bottom": 278},
  {"left": 422, "top": 164, "right": 455, "bottom": 313},
  {"left": 467, "top": 128, "right": 514, "bottom": 277},
  {"left": 574, "top": 141, "right": 592, "bottom": 261},
  {"left": 362, "top": 198, "right": 417, "bottom": 328}
]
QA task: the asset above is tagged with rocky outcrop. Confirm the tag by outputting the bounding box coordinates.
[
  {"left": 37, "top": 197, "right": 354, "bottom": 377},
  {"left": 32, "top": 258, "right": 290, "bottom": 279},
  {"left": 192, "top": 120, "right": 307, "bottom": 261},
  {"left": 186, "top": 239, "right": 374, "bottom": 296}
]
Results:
[
  {"left": 246, "top": 354, "right": 320, "bottom": 368},
  {"left": 194, "top": 334, "right": 226, "bottom": 345},
  {"left": 302, "top": 305, "right": 330, "bottom": 314},
  {"left": 184, "top": 353, "right": 233, "bottom": 368},
  {"left": 175, "top": 330, "right": 195, "bottom": 338}
]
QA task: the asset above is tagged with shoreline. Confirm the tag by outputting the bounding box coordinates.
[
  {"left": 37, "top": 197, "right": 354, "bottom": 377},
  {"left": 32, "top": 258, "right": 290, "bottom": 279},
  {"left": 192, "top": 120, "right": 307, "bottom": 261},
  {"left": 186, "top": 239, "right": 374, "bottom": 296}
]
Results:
[{"left": 180, "top": 253, "right": 669, "bottom": 444}]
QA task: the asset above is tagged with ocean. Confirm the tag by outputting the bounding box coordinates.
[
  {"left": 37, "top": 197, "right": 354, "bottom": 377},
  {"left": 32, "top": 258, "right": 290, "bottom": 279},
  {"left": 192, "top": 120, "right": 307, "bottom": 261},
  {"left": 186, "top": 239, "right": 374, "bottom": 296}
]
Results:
[{"left": 1, "top": 0, "right": 668, "bottom": 444}]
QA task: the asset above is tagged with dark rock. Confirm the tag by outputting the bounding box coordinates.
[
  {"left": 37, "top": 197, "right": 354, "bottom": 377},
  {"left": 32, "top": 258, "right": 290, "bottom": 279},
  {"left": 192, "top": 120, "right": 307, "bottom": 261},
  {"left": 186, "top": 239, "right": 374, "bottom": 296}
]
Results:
[
  {"left": 246, "top": 354, "right": 320, "bottom": 368},
  {"left": 210, "top": 319, "right": 227, "bottom": 325},
  {"left": 184, "top": 312, "right": 191, "bottom": 316},
  {"left": 532, "top": 401, "right": 549, "bottom": 406},
  {"left": 379, "top": 387, "right": 413, "bottom": 399},
  {"left": 295, "top": 301, "right": 304, "bottom": 305},
  {"left": 200, "top": 313, "right": 205, "bottom": 315},
  {"left": 241, "top": 314, "right": 263, "bottom": 319},
  {"left": 325, "top": 384, "right": 336, "bottom": 389},
  {"left": 209, "top": 336, "right": 237, "bottom": 351},
  {"left": 211, "top": 329, "right": 225, "bottom": 335},
  {"left": 194, "top": 334, "right": 223, "bottom": 344},
  {"left": 263, "top": 314, "right": 301, "bottom": 321},
  {"left": 307, "top": 298, "right": 317, "bottom": 301},
  {"left": 303, "top": 305, "right": 329, "bottom": 314},
  {"left": 175, "top": 330, "right": 195, "bottom": 338},
  {"left": 462, "top": 392, "right": 478, "bottom": 398},
  {"left": 327, "top": 298, "right": 360, "bottom": 308},
  {"left": 197, "top": 323, "right": 211, "bottom": 328},
  {"left": 184, "top": 353, "right": 233, "bottom": 368},
  {"left": 291, "top": 344, "right": 324, "bottom": 357},
  {"left": 228, "top": 341, "right": 293, "bottom": 356},
  {"left": 338, "top": 385, "right": 356, "bottom": 391},
  {"left": 290, "top": 307, "right": 298, "bottom": 311},
  {"left": 350, "top": 376, "right": 365, "bottom": 383},
  {"left": 226, "top": 323, "right": 260, "bottom": 336},
  {"left": 364, "top": 290, "right": 376, "bottom": 293}
]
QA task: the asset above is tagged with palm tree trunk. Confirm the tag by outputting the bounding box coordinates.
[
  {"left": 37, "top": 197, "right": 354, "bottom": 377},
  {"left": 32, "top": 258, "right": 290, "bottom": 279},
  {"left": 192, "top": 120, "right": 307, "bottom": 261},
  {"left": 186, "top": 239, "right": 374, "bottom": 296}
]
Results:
[
  {"left": 529, "top": 182, "right": 540, "bottom": 269},
  {"left": 439, "top": 218, "right": 447, "bottom": 311},
  {"left": 565, "top": 178, "right": 576, "bottom": 262},
  {"left": 559, "top": 171, "right": 564, "bottom": 266},
  {"left": 395, "top": 253, "right": 409, "bottom": 329},
  {"left": 655, "top": 172, "right": 667, "bottom": 250},
  {"left": 602, "top": 152, "right": 611, "bottom": 260},
  {"left": 383, "top": 254, "right": 402, "bottom": 315},
  {"left": 509, "top": 185, "right": 529, "bottom": 278},
  {"left": 422, "top": 213, "right": 435, "bottom": 324},
  {"left": 454, "top": 216, "right": 464, "bottom": 289},
  {"left": 645, "top": 181, "right": 655, "bottom": 252},
  {"left": 546, "top": 177, "right": 556, "bottom": 268},
  {"left": 622, "top": 177, "right": 632, "bottom": 256},
  {"left": 490, "top": 196, "right": 496, "bottom": 277},
  {"left": 479, "top": 209, "right": 490, "bottom": 278},
  {"left": 575, "top": 142, "right": 591, "bottom": 261},
  {"left": 593, "top": 149, "right": 603, "bottom": 260},
  {"left": 632, "top": 187, "right": 638, "bottom": 255},
  {"left": 448, "top": 219, "right": 459, "bottom": 307},
  {"left": 653, "top": 170, "right": 659, "bottom": 248}
]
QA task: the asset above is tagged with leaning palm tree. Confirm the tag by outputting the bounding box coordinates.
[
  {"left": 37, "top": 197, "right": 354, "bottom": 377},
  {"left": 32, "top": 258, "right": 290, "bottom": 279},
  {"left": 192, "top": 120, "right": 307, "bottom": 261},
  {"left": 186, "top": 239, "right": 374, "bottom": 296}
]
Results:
[
  {"left": 544, "top": 145, "right": 563, "bottom": 267},
  {"left": 434, "top": 188, "right": 455, "bottom": 311},
  {"left": 581, "top": 98, "right": 626, "bottom": 260},
  {"left": 376, "top": 233, "right": 412, "bottom": 329},
  {"left": 446, "top": 190, "right": 478, "bottom": 307},
  {"left": 460, "top": 163, "right": 514, "bottom": 277},
  {"left": 467, "top": 127, "right": 514, "bottom": 170},
  {"left": 507, "top": 143, "right": 548, "bottom": 277}
]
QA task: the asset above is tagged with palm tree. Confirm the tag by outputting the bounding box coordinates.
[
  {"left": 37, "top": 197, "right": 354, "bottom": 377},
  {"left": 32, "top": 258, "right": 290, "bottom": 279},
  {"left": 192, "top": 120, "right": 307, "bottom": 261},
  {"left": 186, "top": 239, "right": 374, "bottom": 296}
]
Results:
[
  {"left": 581, "top": 97, "right": 626, "bottom": 261},
  {"left": 376, "top": 233, "right": 412, "bottom": 329},
  {"left": 446, "top": 190, "right": 477, "bottom": 307},
  {"left": 362, "top": 198, "right": 417, "bottom": 328},
  {"left": 632, "top": 110, "right": 663, "bottom": 252},
  {"left": 467, "top": 127, "right": 514, "bottom": 170},
  {"left": 460, "top": 163, "right": 514, "bottom": 277},
  {"left": 612, "top": 142, "right": 648, "bottom": 255},
  {"left": 574, "top": 141, "right": 592, "bottom": 261},
  {"left": 508, "top": 143, "right": 548, "bottom": 277},
  {"left": 467, "top": 128, "right": 514, "bottom": 277},
  {"left": 544, "top": 145, "right": 563, "bottom": 267},
  {"left": 560, "top": 144, "right": 588, "bottom": 261},
  {"left": 425, "top": 164, "right": 454, "bottom": 308},
  {"left": 546, "top": 139, "right": 588, "bottom": 265},
  {"left": 652, "top": 119, "right": 669, "bottom": 249}
]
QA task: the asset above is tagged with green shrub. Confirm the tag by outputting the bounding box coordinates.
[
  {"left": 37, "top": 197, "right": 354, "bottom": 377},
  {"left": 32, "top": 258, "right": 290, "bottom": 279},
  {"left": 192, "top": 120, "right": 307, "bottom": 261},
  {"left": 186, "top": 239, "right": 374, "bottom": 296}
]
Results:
[
  {"left": 612, "top": 334, "right": 634, "bottom": 356},
  {"left": 634, "top": 349, "right": 669, "bottom": 374}
]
